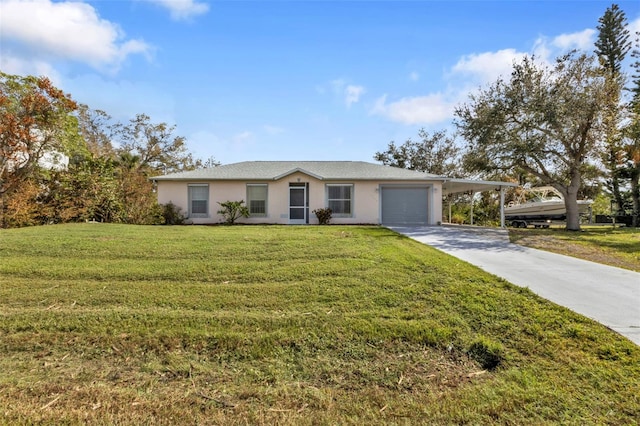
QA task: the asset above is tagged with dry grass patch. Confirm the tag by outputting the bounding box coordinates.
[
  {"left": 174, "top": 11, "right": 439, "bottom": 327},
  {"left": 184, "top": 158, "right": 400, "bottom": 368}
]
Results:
[{"left": 509, "top": 226, "right": 640, "bottom": 272}]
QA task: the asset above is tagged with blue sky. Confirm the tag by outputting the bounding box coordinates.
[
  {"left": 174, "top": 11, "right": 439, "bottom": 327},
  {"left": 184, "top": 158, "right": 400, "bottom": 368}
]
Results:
[{"left": 1, "top": 0, "right": 639, "bottom": 165}]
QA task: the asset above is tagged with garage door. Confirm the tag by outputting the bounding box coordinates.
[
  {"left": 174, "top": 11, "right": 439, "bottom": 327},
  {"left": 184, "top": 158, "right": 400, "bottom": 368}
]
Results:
[{"left": 381, "top": 186, "right": 429, "bottom": 225}]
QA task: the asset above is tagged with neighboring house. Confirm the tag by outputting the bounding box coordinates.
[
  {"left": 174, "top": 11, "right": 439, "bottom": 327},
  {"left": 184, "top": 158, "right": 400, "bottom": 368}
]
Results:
[{"left": 151, "top": 161, "right": 515, "bottom": 226}]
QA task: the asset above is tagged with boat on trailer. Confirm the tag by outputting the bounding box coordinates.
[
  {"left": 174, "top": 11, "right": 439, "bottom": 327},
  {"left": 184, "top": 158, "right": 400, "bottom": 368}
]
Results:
[{"left": 505, "top": 186, "right": 592, "bottom": 227}]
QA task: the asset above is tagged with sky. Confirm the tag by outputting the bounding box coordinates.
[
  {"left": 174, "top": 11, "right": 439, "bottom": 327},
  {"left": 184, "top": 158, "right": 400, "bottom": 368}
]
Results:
[{"left": 1, "top": 0, "right": 639, "bottom": 165}]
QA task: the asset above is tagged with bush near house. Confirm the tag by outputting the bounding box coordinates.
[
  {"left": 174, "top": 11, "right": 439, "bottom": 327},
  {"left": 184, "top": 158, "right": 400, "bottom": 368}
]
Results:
[
  {"left": 217, "top": 200, "right": 250, "bottom": 224},
  {"left": 313, "top": 207, "right": 332, "bottom": 224},
  {"left": 160, "top": 202, "right": 185, "bottom": 225}
]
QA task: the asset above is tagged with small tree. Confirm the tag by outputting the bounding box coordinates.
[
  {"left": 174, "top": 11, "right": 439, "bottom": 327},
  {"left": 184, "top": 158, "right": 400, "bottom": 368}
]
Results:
[{"left": 217, "top": 200, "right": 249, "bottom": 225}]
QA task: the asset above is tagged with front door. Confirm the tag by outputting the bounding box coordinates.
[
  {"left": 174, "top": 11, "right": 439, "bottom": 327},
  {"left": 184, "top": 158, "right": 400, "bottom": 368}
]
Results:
[{"left": 289, "top": 184, "right": 307, "bottom": 224}]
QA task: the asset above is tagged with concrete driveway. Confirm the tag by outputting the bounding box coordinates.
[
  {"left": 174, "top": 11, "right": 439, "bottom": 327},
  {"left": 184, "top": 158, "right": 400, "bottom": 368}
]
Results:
[{"left": 389, "top": 225, "right": 640, "bottom": 346}]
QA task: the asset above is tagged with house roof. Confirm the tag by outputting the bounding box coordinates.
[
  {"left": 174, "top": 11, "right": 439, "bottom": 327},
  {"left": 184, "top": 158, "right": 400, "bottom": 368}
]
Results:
[{"left": 151, "top": 161, "right": 446, "bottom": 181}]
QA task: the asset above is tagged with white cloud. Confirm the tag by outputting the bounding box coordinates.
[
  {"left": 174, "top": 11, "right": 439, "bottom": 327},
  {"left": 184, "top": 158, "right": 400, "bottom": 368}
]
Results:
[
  {"left": 552, "top": 28, "right": 596, "bottom": 51},
  {"left": 147, "top": 0, "right": 209, "bottom": 21},
  {"left": 0, "top": 0, "right": 151, "bottom": 72},
  {"left": 531, "top": 38, "right": 553, "bottom": 64},
  {"left": 369, "top": 26, "right": 600, "bottom": 126},
  {"left": 345, "top": 85, "right": 365, "bottom": 107},
  {"left": 452, "top": 48, "right": 523, "bottom": 84},
  {"left": 371, "top": 94, "right": 453, "bottom": 125},
  {"left": 532, "top": 25, "right": 614, "bottom": 66},
  {"left": 0, "top": 55, "right": 61, "bottom": 82},
  {"left": 409, "top": 71, "right": 420, "bottom": 81},
  {"left": 327, "top": 79, "right": 366, "bottom": 107}
]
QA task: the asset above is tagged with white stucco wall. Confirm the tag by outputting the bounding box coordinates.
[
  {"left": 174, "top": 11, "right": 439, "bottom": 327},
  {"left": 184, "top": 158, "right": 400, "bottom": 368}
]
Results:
[{"left": 155, "top": 172, "right": 442, "bottom": 225}]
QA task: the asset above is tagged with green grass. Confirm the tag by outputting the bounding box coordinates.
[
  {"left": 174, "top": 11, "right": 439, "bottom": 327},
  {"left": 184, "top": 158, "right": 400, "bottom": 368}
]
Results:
[
  {"left": 1, "top": 224, "right": 638, "bottom": 424},
  {"left": 509, "top": 226, "right": 640, "bottom": 272}
]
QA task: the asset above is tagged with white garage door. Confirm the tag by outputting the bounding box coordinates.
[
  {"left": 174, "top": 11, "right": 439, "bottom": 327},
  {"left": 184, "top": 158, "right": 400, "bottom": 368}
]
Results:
[{"left": 381, "top": 186, "right": 429, "bottom": 225}]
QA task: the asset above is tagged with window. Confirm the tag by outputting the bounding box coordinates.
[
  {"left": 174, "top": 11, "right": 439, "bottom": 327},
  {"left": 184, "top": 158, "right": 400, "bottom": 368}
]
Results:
[
  {"left": 188, "top": 184, "right": 209, "bottom": 218},
  {"left": 247, "top": 184, "right": 268, "bottom": 217},
  {"left": 327, "top": 184, "right": 353, "bottom": 217}
]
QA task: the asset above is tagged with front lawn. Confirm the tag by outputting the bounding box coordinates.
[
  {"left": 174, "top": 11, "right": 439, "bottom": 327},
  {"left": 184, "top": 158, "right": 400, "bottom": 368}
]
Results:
[
  {"left": 509, "top": 226, "right": 640, "bottom": 272},
  {"left": 0, "top": 224, "right": 638, "bottom": 424}
]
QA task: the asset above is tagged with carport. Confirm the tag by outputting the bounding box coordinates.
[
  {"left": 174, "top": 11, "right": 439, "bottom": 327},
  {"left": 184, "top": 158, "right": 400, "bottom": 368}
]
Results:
[{"left": 441, "top": 178, "right": 518, "bottom": 228}]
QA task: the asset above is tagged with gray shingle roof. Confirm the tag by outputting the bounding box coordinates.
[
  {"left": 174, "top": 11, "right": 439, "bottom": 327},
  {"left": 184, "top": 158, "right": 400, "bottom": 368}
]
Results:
[{"left": 151, "top": 161, "right": 445, "bottom": 181}]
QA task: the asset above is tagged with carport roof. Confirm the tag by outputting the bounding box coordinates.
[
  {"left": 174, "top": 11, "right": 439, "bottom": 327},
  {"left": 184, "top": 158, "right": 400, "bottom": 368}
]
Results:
[{"left": 442, "top": 178, "right": 517, "bottom": 196}]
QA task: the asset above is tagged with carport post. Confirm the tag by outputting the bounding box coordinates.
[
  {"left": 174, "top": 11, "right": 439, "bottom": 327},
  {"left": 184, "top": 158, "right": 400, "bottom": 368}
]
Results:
[
  {"left": 499, "top": 186, "right": 505, "bottom": 228},
  {"left": 470, "top": 191, "right": 475, "bottom": 225}
]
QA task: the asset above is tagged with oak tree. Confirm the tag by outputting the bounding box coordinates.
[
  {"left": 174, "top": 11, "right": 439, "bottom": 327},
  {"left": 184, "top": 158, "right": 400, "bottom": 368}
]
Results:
[
  {"left": 374, "top": 129, "right": 463, "bottom": 177},
  {"left": 455, "top": 53, "right": 606, "bottom": 230},
  {"left": 114, "top": 113, "right": 198, "bottom": 174}
]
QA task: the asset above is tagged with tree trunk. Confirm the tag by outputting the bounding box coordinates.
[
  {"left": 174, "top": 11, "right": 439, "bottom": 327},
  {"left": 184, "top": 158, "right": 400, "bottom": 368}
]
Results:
[{"left": 564, "top": 172, "right": 582, "bottom": 231}]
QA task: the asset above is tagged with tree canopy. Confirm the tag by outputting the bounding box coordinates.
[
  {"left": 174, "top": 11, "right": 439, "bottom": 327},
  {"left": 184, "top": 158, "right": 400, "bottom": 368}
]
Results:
[
  {"left": 114, "top": 113, "right": 200, "bottom": 174},
  {"left": 374, "top": 129, "right": 463, "bottom": 177},
  {"left": 0, "top": 72, "right": 78, "bottom": 227},
  {"left": 0, "top": 71, "right": 214, "bottom": 228},
  {"left": 454, "top": 52, "right": 606, "bottom": 230}
]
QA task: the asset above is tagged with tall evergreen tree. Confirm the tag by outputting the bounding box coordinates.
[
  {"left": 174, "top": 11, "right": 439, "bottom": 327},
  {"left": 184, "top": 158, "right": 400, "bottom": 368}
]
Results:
[
  {"left": 624, "top": 32, "right": 640, "bottom": 226},
  {"left": 595, "top": 4, "right": 631, "bottom": 77},
  {"left": 594, "top": 3, "right": 631, "bottom": 214}
]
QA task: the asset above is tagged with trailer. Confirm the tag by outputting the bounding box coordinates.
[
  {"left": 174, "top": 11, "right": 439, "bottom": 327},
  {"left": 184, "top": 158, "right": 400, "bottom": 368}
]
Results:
[{"left": 509, "top": 219, "right": 553, "bottom": 228}]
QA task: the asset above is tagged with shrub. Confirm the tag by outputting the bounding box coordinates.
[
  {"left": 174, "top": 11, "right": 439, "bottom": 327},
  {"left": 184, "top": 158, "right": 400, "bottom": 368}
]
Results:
[
  {"left": 161, "top": 202, "right": 185, "bottom": 225},
  {"left": 313, "top": 208, "right": 332, "bottom": 225},
  {"left": 217, "top": 200, "right": 250, "bottom": 225}
]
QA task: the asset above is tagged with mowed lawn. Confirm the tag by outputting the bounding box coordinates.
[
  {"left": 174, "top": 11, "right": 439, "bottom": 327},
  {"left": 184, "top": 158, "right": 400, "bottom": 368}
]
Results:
[
  {"left": 0, "top": 224, "right": 638, "bottom": 425},
  {"left": 509, "top": 226, "right": 640, "bottom": 272}
]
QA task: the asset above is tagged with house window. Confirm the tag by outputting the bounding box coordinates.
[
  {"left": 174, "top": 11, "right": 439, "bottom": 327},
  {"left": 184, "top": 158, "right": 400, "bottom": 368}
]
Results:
[
  {"left": 188, "top": 184, "right": 209, "bottom": 218},
  {"left": 327, "top": 184, "right": 353, "bottom": 217},
  {"left": 247, "top": 184, "right": 268, "bottom": 217}
]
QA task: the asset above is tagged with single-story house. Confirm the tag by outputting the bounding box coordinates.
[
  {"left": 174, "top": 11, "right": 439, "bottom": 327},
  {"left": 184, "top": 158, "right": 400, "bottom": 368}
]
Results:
[{"left": 151, "top": 161, "right": 516, "bottom": 226}]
